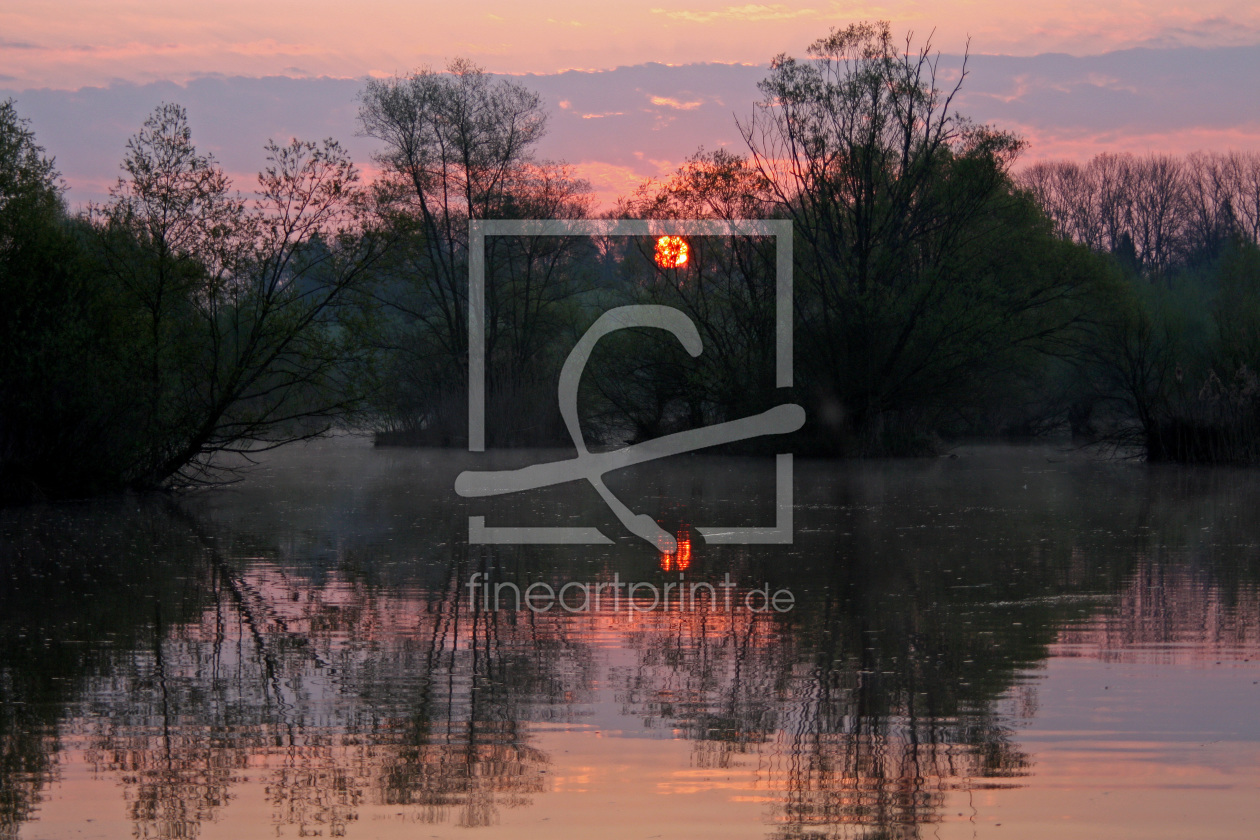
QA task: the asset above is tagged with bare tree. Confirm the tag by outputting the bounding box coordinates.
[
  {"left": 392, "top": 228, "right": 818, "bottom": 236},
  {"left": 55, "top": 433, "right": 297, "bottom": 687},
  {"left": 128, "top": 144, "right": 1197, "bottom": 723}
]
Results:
[
  {"left": 1021, "top": 159, "right": 1105, "bottom": 249},
  {"left": 1229, "top": 152, "right": 1260, "bottom": 243},
  {"left": 1127, "top": 154, "right": 1189, "bottom": 278},
  {"left": 1020, "top": 151, "right": 1260, "bottom": 278}
]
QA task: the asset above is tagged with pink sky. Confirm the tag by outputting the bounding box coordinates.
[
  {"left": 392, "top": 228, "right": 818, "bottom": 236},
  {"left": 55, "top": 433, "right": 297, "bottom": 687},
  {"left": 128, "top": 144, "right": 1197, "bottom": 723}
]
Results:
[
  {"left": 4, "top": 2, "right": 1259, "bottom": 210},
  {"left": 4, "top": 0, "right": 1260, "bottom": 88}
]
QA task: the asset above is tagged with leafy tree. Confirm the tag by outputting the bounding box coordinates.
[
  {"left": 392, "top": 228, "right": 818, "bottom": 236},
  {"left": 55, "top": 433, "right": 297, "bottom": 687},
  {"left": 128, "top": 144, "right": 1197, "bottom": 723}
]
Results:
[
  {"left": 92, "top": 103, "right": 387, "bottom": 487},
  {"left": 0, "top": 99, "right": 134, "bottom": 500},
  {"left": 738, "top": 22, "right": 1100, "bottom": 452},
  {"left": 2, "top": 100, "right": 386, "bottom": 501},
  {"left": 0, "top": 99, "right": 61, "bottom": 236},
  {"left": 357, "top": 60, "right": 593, "bottom": 445}
]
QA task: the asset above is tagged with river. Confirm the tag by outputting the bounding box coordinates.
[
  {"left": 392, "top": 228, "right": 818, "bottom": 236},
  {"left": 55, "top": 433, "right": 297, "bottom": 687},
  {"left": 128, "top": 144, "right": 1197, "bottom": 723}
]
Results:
[{"left": 1, "top": 439, "right": 1257, "bottom": 839}]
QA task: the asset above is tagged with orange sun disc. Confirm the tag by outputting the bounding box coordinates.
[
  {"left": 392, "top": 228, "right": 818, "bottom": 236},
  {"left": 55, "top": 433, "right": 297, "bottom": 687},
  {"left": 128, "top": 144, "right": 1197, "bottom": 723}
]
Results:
[{"left": 654, "top": 235, "right": 689, "bottom": 269}]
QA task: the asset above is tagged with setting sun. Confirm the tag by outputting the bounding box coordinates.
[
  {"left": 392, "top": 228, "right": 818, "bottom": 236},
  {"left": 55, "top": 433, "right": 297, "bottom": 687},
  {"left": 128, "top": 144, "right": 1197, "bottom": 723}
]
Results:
[{"left": 654, "top": 235, "right": 689, "bottom": 269}]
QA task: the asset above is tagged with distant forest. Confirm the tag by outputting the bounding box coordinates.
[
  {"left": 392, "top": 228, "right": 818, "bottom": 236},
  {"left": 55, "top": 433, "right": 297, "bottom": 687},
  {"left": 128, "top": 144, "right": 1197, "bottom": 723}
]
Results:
[{"left": 4, "top": 22, "right": 1260, "bottom": 503}]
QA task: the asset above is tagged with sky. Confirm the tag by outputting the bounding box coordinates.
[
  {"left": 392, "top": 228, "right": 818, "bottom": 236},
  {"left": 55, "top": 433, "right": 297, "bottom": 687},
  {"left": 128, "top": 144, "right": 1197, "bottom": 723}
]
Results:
[
  {"left": 5, "top": 0, "right": 1260, "bottom": 85},
  {"left": 3, "top": 1, "right": 1259, "bottom": 209}
]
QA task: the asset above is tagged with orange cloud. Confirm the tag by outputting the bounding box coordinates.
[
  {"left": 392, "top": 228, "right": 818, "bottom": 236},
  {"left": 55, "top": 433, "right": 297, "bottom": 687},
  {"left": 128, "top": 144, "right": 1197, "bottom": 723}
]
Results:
[
  {"left": 649, "top": 95, "right": 704, "bottom": 110},
  {"left": 652, "top": 4, "right": 822, "bottom": 23},
  {"left": 568, "top": 158, "right": 683, "bottom": 212}
]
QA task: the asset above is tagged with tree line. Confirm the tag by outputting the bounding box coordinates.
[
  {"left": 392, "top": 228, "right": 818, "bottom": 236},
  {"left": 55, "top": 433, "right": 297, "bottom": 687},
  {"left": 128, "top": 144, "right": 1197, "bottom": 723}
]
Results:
[
  {"left": 1019, "top": 151, "right": 1260, "bottom": 460},
  {"left": 4, "top": 20, "right": 1260, "bottom": 502},
  {"left": 1021, "top": 151, "right": 1260, "bottom": 277}
]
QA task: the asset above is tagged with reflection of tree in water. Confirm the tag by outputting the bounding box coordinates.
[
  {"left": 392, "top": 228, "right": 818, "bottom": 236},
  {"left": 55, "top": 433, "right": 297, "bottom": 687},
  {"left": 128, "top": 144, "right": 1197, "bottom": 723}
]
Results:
[
  {"left": 1056, "top": 466, "right": 1260, "bottom": 661},
  {"left": 361, "top": 568, "right": 578, "bottom": 827},
  {"left": 762, "top": 682, "right": 1030, "bottom": 840},
  {"left": 0, "top": 500, "right": 215, "bottom": 840},
  {"left": 758, "top": 575, "right": 1039, "bottom": 840},
  {"left": 0, "top": 691, "right": 58, "bottom": 840},
  {"left": 615, "top": 602, "right": 788, "bottom": 764},
  {"left": 607, "top": 587, "right": 1031, "bottom": 840},
  {"left": 71, "top": 551, "right": 583, "bottom": 837},
  {"left": 0, "top": 501, "right": 588, "bottom": 839},
  {"left": 1057, "top": 560, "right": 1260, "bottom": 660},
  {"left": 618, "top": 462, "right": 1260, "bottom": 840},
  {"left": 7, "top": 458, "right": 1260, "bottom": 840}
]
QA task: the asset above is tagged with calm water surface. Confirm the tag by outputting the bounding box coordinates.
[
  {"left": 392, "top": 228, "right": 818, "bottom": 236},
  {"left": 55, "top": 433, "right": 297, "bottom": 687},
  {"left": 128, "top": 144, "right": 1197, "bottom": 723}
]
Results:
[{"left": 1, "top": 440, "right": 1258, "bottom": 839}]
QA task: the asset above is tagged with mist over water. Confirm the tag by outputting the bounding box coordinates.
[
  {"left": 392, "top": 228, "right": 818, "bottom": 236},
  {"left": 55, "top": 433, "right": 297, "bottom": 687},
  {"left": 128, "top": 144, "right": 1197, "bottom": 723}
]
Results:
[{"left": 2, "top": 439, "right": 1258, "bottom": 839}]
